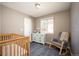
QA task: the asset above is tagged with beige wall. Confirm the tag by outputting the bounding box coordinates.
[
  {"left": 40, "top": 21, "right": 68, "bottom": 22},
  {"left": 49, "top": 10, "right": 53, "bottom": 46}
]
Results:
[
  {"left": 31, "top": 18, "right": 36, "bottom": 31},
  {"left": 0, "top": 5, "right": 2, "bottom": 34},
  {"left": 1, "top": 5, "right": 34, "bottom": 35},
  {"left": 71, "top": 3, "right": 79, "bottom": 55},
  {"left": 34, "top": 10, "right": 70, "bottom": 43}
]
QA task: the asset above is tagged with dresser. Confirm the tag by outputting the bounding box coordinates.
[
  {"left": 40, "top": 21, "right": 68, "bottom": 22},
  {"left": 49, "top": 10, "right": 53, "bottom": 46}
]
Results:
[{"left": 32, "top": 32, "right": 45, "bottom": 44}]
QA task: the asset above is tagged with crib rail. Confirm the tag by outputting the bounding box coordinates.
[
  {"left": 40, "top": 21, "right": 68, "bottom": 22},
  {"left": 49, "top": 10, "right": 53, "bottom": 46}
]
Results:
[{"left": 0, "top": 34, "right": 30, "bottom": 56}]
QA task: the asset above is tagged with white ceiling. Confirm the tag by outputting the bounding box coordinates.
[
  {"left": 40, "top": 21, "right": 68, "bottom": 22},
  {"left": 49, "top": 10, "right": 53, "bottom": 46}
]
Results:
[{"left": 2, "top": 2, "right": 71, "bottom": 17}]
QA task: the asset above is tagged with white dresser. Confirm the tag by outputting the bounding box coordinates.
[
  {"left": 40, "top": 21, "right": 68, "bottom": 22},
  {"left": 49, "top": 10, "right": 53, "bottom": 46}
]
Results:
[{"left": 32, "top": 32, "right": 45, "bottom": 44}]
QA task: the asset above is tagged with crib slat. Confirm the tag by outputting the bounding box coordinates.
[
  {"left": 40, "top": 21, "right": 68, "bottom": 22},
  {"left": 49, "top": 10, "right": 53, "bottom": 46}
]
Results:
[
  {"left": 7, "top": 45, "right": 9, "bottom": 56},
  {"left": 5, "top": 36, "right": 7, "bottom": 40},
  {"left": 16, "top": 44, "right": 18, "bottom": 56},
  {"left": 3, "top": 36, "right": 4, "bottom": 40},
  {"left": 18, "top": 43, "right": 20, "bottom": 56},
  {"left": 24, "top": 43, "right": 27, "bottom": 55},
  {"left": 11, "top": 44, "right": 14, "bottom": 56},
  {"left": 20, "top": 43, "right": 21, "bottom": 56},
  {"left": 15, "top": 44, "right": 17, "bottom": 56},
  {"left": 14, "top": 44, "right": 16, "bottom": 56},
  {"left": 10, "top": 44, "right": 12, "bottom": 56},
  {"left": 5, "top": 45, "right": 7, "bottom": 56},
  {"left": 2, "top": 46, "right": 5, "bottom": 56},
  {"left": 22, "top": 45, "right": 24, "bottom": 56}
]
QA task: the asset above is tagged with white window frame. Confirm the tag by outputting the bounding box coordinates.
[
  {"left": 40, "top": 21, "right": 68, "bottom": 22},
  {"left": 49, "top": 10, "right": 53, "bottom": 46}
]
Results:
[{"left": 40, "top": 17, "right": 54, "bottom": 34}]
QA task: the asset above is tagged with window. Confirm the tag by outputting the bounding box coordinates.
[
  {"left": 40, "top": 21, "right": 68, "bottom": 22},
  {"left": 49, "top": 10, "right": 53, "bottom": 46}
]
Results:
[{"left": 40, "top": 17, "right": 54, "bottom": 33}]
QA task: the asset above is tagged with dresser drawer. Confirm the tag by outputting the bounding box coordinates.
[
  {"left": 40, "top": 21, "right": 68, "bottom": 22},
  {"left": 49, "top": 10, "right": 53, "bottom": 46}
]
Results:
[{"left": 32, "top": 33, "right": 45, "bottom": 44}]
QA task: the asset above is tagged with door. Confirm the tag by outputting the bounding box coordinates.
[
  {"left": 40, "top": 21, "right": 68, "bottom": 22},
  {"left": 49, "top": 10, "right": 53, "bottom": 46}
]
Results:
[{"left": 24, "top": 17, "right": 32, "bottom": 41}]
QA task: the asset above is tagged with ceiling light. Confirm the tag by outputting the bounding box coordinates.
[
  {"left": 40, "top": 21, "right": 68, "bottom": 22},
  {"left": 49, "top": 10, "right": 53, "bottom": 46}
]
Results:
[{"left": 35, "top": 3, "right": 40, "bottom": 9}]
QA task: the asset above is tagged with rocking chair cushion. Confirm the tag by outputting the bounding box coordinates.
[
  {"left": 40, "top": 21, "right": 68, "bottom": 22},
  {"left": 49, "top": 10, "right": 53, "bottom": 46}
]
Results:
[
  {"left": 53, "top": 37, "right": 61, "bottom": 43},
  {"left": 52, "top": 38, "right": 68, "bottom": 48},
  {"left": 52, "top": 32, "right": 62, "bottom": 43}
]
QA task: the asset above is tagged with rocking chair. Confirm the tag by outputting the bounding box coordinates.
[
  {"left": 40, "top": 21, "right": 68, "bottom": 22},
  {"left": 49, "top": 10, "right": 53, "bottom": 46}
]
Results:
[{"left": 49, "top": 32, "right": 71, "bottom": 55}]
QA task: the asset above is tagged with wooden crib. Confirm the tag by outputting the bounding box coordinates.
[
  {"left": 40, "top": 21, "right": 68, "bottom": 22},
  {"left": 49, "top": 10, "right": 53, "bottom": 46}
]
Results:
[{"left": 0, "top": 34, "right": 30, "bottom": 56}]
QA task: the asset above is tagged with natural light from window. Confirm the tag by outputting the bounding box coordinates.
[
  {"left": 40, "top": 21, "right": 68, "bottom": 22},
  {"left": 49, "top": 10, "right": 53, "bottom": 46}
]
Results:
[{"left": 40, "top": 17, "right": 54, "bottom": 34}]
